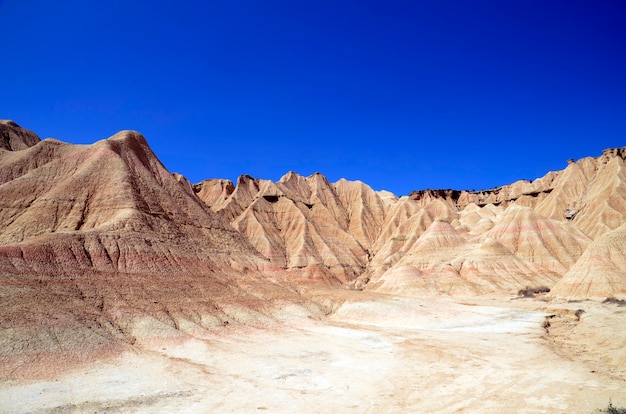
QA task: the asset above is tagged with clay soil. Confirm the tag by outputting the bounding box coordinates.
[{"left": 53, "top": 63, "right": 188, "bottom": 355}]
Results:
[{"left": 1, "top": 291, "right": 625, "bottom": 414}]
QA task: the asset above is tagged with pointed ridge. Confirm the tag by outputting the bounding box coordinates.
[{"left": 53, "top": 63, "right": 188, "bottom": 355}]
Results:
[
  {"left": 307, "top": 171, "right": 332, "bottom": 186},
  {"left": 107, "top": 129, "right": 146, "bottom": 144},
  {"left": 478, "top": 237, "right": 512, "bottom": 255},
  {"left": 237, "top": 174, "right": 256, "bottom": 186},
  {"left": 601, "top": 146, "right": 626, "bottom": 160},
  {"left": 414, "top": 219, "right": 468, "bottom": 250},
  {"left": 278, "top": 171, "right": 301, "bottom": 182},
  {"left": 0, "top": 119, "right": 41, "bottom": 151}
]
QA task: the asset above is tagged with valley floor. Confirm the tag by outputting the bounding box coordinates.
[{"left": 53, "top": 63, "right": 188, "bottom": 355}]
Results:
[{"left": 2, "top": 293, "right": 625, "bottom": 413}]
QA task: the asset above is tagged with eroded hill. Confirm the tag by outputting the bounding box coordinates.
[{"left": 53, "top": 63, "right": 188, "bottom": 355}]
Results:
[
  {"left": 1, "top": 120, "right": 625, "bottom": 385},
  {"left": 0, "top": 121, "right": 326, "bottom": 379},
  {"left": 194, "top": 146, "right": 626, "bottom": 299}
]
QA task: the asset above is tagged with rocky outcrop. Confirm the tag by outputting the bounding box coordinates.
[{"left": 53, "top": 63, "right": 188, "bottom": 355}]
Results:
[{"left": 408, "top": 178, "right": 557, "bottom": 209}]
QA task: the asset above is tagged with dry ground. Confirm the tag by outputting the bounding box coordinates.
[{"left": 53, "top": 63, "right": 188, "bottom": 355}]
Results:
[{"left": 1, "top": 292, "right": 625, "bottom": 413}]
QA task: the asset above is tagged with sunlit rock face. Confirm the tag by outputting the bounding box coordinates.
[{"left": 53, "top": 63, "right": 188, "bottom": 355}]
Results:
[
  {"left": 0, "top": 121, "right": 322, "bottom": 379},
  {"left": 196, "top": 144, "right": 626, "bottom": 299},
  {"left": 551, "top": 223, "right": 626, "bottom": 300},
  {"left": 1, "top": 119, "right": 626, "bottom": 380},
  {"left": 194, "top": 172, "right": 393, "bottom": 284}
]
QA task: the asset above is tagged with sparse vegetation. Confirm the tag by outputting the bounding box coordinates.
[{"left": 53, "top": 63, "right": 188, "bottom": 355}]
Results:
[
  {"left": 603, "top": 297, "right": 626, "bottom": 306},
  {"left": 597, "top": 399, "right": 626, "bottom": 414},
  {"left": 518, "top": 286, "right": 550, "bottom": 298},
  {"left": 574, "top": 309, "right": 585, "bottom": 321}
]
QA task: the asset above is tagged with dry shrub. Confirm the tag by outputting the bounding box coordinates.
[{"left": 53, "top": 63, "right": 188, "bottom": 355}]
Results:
[
  {"left": 603, "top": 297, "right": 626, "bottom": 306},
  {"left": 600, "top": 399, "right": 626, "bottom": 414},
  {"left": 518, "top": 286, "right": 551, "bottom": 298},
  {"left": 574, "top": 309, "right": 585, "bottom": 321}
]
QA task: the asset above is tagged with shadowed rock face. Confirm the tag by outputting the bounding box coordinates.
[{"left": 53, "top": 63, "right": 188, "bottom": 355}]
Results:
[{"left": 0, "top": 120, "right": 40, "bottom": 151}]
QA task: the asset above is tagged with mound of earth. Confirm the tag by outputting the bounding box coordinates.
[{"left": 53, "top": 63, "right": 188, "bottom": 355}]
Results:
[{"left": 0, "top": 122, "right": 324, "bottom": 380}]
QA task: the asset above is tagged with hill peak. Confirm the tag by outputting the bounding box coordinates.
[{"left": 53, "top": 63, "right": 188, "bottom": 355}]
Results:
[{"left": 0, "top": 119, "right": 41, "bottom": 151}]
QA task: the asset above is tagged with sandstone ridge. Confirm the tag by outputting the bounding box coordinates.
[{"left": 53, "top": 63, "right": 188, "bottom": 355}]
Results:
[{"left": 195, "top": 147, "right": 626, "bottom": 300}]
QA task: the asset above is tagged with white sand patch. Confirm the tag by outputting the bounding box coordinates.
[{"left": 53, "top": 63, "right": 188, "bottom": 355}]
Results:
[
  {"left": 330, "top": 295, "right": 546, "bottom": 333},
  {"left": 2, "top": 295, "right": 625, "bottom": 413}
]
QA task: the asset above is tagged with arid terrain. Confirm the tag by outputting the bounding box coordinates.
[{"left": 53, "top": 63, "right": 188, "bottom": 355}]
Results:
[{"left": 1, "top": 120, "right": 625, "bottom": 413}]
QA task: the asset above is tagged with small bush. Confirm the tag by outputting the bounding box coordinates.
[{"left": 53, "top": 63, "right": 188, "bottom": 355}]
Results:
[
  {"left": 599, "top": 399, "right": 626, "bottom": 414},
  {"left": 603, "top": 297, "right": 626, "bottom": 306},
  {"left": 574, "top": 309, "right": 585, "bottom": 321},
  {"left": 518, "top": 286, "right": 551, "bottom": 298}
]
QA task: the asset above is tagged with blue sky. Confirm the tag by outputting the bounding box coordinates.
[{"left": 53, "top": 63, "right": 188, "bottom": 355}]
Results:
[{"left": 1, "top": 1, "right": 624, "bottom": 195}]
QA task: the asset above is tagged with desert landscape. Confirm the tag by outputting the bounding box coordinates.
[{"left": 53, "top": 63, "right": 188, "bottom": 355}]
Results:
[{"left": 1, "top": 119, "right": 625, "bottom": 413}]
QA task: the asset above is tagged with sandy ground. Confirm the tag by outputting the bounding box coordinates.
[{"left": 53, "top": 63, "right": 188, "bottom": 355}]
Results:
[{"left": 1, "top": 293, "right": 625, "bottom": 413}]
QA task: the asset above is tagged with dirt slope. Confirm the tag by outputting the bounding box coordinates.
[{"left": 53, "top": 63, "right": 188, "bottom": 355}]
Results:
[{"left": 0, "top": 122, "right": 322, "bottom": 380}]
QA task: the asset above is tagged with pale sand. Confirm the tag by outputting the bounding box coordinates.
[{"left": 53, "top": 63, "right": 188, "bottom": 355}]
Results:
[{"left": 2, "top": 295, "right": 625, "bottom": 413}]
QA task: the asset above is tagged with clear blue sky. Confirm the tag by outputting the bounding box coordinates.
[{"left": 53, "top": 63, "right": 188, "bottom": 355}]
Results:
[{"left": 1, "top": 1, "right": 624, "bottom": 195}]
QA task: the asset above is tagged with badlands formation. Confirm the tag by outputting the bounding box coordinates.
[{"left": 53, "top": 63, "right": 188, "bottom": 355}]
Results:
[{"left": 1, "top": 119, "right": 625, "bottom": 413}]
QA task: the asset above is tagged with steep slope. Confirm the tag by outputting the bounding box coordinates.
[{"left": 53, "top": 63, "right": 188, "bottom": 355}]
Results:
[
  {"left": 5, "top": 118, "right": 626, "bottom": 388},
  {"left": 455, "top": 237, "right": 555, "bottom": 290},
  {"left": 530, "top": 149, "right": 626, "bottom": 239},
  {"left": 455, "top": 202, "right": 502, "bottom": 237},
  {"left": 408, "top": 148, "right": 626, "bottom": 241},
  {"left": 195, "top": 172, "right": 392, "bottom": 283},
  {"left": 0, "top": 120, "right": 40, "bottom": 151},
  {"left": 551, "top": 223, "right": 626, "bottom": 299},
  {"left": 368, "top": 217, "right": 560, "bottom": 296},
  {"left": 0, "top": 130, "right": 261, "bottom": 263},
  {"left": 484, "top": 205, "right": 591, "bottom": 276},
  {"left": 354, "top": 197, "right": 458, "bottom": 287},
  {"left": 333, "top": 178, "right": 388, "bottom": 251},
  {"left": 533, "top": 157, "right": 597, "bottom": 221},
  {"left": 192, "top": 147, "right": 626, "bottom": 298},
  {"left": 368, "top": 220, "right": 478, "bottom": 296},
  {"left": 0, "top": 124, "right": 319, "bottom": 380},
  {"left": 5, "top": 118, "right": 625, "bottom": 321},
  {"left": 390, "top": 219, "right": 471, "bottom": 270},
  {"left": 569, "top": 149, "right": 626, "bottom": 238}
]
